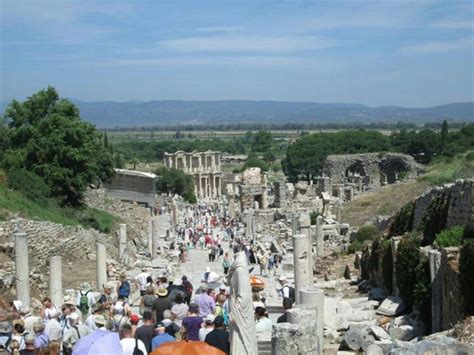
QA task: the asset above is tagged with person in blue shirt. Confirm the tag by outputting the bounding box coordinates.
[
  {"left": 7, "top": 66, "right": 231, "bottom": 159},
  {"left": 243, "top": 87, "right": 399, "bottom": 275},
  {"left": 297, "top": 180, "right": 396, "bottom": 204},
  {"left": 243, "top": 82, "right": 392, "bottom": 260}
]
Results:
[{"left": 151, "top": 322, "right": 175, "bottom": 351}]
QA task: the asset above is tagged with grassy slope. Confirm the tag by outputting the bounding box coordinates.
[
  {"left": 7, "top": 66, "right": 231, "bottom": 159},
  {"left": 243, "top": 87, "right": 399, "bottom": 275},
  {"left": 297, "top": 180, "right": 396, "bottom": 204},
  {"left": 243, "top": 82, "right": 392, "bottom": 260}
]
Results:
[
  {"left": 0, "top": 181, "right": 119, "bottom": 232},
  {"left": 342, "top": 151, "right": 474, "bottom": 227}
]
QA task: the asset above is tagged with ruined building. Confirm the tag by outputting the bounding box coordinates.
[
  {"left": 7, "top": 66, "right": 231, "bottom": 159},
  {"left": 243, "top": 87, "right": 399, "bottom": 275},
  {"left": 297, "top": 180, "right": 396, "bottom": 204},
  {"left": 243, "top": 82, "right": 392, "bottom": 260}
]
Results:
[
  {"left": 164, "top": 150, "right": 223, "bottom": 198},
  {"left": 105, "top": 169, "right": 157, "bottom": 207}
]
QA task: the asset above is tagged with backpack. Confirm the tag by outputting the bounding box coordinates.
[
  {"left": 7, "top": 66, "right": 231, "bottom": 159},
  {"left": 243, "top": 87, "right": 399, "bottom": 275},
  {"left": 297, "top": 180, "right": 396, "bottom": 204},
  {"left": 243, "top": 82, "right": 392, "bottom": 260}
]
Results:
[
  {"left": 78, "top": 291, "right": 90, "bottom": 315},
  {"left": 215, "top": 304, "right": 229, "bottom": 327},
  {"left": 118, "top": 281, "right": 130, "bottom": 298},
  {"left": 286, "top": 286, "right": 296, "bottom": 304},
  {"left": 132, "top": 337, "right": 144, "bottom": 355}
]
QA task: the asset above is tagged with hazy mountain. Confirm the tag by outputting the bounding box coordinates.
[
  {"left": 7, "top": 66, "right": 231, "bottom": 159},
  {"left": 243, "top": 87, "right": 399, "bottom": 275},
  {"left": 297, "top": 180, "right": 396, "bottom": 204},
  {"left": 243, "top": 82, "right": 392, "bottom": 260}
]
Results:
[{"left": 1, "top": 100, "right": 472, "bottom": 128}]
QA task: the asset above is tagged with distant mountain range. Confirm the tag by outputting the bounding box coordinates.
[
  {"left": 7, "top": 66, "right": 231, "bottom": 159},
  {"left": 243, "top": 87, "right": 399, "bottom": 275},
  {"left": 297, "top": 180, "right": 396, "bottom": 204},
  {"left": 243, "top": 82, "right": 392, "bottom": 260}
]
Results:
[{"left": 1, "top": 100, "right": 473, "bottom": 128}]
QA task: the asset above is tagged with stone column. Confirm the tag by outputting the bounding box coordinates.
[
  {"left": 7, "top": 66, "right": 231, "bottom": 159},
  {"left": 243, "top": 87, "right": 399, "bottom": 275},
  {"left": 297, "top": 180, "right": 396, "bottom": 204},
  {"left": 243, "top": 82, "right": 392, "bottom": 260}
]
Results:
[
  {"left": 147, "top": 218, "right": 153, "bottom": 256},
  {"left": 49, "top": 256, "right": 63, "bottom": 308},
  {"left": 96, "top": 243, "right": 107, "bottom": 291},
  {"left": 391, "top": 236, "right": 401, "bottom": 296},
  {"left": 339, "top": 187, "right": 345, "bottom": 202},
  {"left": 119, "top": 224, "right": 127, "bottom": 260},
  {"left": 293, "top": 234, "right": 310, "bottom": 304},
  {"left": 315, "top": 216, "right": 324, "bottom": 257},
  {"left": 291, "top": 213, "right": 299, "bottom": 237},
  {"left": 198, "top": 174, "right": 203, "bottom": 198},
  {"left": 152, "top": 217, "right": 159, "bottom": 260},
  {"left": 429, "top": 249, "right": 442, "bottom": 332},
  {"left": 336, "top": 201, "right": 342, "bottom": 221},
  {"left": 14, "top": 233, "right": 30, "bottom": 309},
  {"left": 246, "top": 211, "right": 253, "bottom": 238},
  {"left": 299, "top": 287, "right": 324, "bottom": 353},
  {"left": 299, "top": 213, "right": 313, "bottom": 286}
]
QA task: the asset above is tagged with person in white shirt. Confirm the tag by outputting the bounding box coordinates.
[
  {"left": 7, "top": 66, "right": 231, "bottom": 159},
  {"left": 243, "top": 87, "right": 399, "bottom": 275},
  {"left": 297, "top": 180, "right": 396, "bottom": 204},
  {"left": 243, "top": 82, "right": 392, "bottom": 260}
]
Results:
[
  {"left": 135, "top": 268, "right": 151, "bottom": 296},
  {"left": 44, "top": 309, "right": 61, "bottom": 341},
  {"left": 120, "top": 323, "right": 147, "bottom": 355},
  {"left": 199, "top": 314, "right": 215, "bottom": 341},
  {"left": 255, "top": 307, "right": 272, "bottom": 341}
]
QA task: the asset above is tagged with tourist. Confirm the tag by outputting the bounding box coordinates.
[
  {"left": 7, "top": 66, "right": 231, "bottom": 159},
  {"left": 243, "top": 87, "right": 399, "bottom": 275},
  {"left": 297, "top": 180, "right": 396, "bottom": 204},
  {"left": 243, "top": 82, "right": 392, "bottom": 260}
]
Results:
[
  {"left": 258, "top": 252, "right": 267, "bottom": 277},
  {"left": 195, "top": 285, "right": 216, "bottom": 318},
  {"left": 20, "top": 307, "right": 40, "bottom": 336},
  {"left": 84, "top": 303, "right": 101, "bottom": 331},
  {"left": 181, "top": 276, "right": 193, "bottom": 305},
  {"left": 161, "top": 310, "right": 179, "bottom": 338},
  {"left": 9, "top": 339, "right": 20, "bottom": 355},
  {"left": 153, "top": 287, "right": 171, "bottom": 322},
  {"left": 214, "top": 294, "right": 229, "bottom": 326},
  {"left": 277, "top": 298, "right": 293, "bottom": 323},
  {"left": 112, "top": 295, "right": 132, "bottom": 331},
  {"left": 44, "top": 309, "right": 61, "bottom": 342},
  {"left": 0, "top": 320, "right": 12, "bottom": 351},
  {"left": 255, "top": 307, "right": 273, "bottom": 336},
  {"left": 267, "top": 251, "right": 275, "bottom": 276},
  {"left": 20, "top": 333, "right": 35, "bottom": 354},
  {"left": 249, "top": 248, "right": 257, "bottom": 264},
  {"left": 199, "top": 314, "right": 215, "bottom": 341},
  {"left": 181, "top": 303, "right": 203, "bottom": 341},
  {"left": 170, "top": 293, "right": 188, "bottom": 328},
  {"left": 140, "top": 285, "right": 156, "bottom": 315},
  {"left": 119, "top": 323, "right": 147, "bottom": 355},
  {"left": 92, "top": 314, "right": 107, "bottom": 330},
  {"left": 205, "top": 316, "right": 230, "bottom": 354},
  {"left": 277, "top": 275, "right": 295, "bottom": 304},
  {"left": 76, "top": 282, "right": 96, "bottom": 317},
  {"left": 222, "top": 252, "right": 231, "bottom": 275},
  {"left": 252, "top": 292, "right": 266, "bottom": 309},
  {"left": 135, "top": 268, "right": 150, "bottom": 297},
  {"left": 32, "top": 322, "right": 49, "bottom": 350},
  {"left": 97, "top": 285, "right": 113, "bottom": 312},
  {"left": 62, "top": 313, "right": 92, "bottom": 354},
  {"left": 151, "top": 322, "right": 175, "bottom": 351},
  {"left": 40, "top": 298, "right": 59, "bottom": 322},
  {"left": 117, "top": 273, "right": 131, "bottom": 300},
  {"left": 129, "top": 314, "right": 140, "bottom": 337},
  {"left": 135, "top": 311, "right": 155, "bottom": 353},
  {"left": 10, "top": 319, "right": 26, "bottom": 351}
]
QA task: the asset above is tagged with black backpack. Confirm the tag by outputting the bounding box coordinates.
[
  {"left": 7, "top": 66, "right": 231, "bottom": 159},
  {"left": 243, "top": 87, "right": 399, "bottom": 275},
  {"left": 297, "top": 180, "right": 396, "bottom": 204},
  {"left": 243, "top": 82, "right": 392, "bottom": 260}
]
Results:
[
  {"left": 287, "top": 286, "right": 296, "bottom": 304},
  {"left": 133, "top": 337, "right": 144, "bottom": 355}
]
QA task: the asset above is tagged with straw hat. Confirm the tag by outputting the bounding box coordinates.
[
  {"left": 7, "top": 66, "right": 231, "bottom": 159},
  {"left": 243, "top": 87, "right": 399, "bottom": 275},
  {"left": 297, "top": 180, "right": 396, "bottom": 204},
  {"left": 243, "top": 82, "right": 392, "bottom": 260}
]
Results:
[{"left": 157, "top": 288, "right": 168, "bottom": 297}]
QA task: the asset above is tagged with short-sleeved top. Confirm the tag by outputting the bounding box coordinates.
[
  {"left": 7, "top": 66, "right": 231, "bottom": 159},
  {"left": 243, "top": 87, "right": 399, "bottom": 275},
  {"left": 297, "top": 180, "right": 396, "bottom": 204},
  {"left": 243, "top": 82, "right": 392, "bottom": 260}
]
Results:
[
  {"left": 182, "top": 316, "right": 203, "bottom": 341},
  {"left": 205, "top": 329, "right": 230, "bottom": 354},
  {"left": 135, "top": 324, "right": 155, "bottom": 353},
  {"left": 151, "top": 333, "right": 175, "bottom": 351}
]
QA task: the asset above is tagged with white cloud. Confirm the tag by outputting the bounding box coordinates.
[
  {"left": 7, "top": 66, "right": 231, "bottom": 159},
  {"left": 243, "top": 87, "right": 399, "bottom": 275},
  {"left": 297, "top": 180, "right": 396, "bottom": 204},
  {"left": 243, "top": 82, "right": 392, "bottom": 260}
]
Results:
[
  {"left": 400, "top": 37, "right": 473, "bottom": 54},
  {"left": 158, "top": 35, "right": 336, "bottom": 52}
]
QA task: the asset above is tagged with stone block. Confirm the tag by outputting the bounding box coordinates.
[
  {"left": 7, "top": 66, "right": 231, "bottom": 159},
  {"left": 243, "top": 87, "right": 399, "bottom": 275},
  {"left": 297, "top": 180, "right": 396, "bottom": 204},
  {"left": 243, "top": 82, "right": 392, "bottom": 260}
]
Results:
[
  {"left": 369, "top": 325, "right": 391, "bottom": 341},
  {"left": 376, "top": 296, "right": 406, "bottom": 316},
  {"left": 389, "top": 325, "right": 415, "bottom": 341}
]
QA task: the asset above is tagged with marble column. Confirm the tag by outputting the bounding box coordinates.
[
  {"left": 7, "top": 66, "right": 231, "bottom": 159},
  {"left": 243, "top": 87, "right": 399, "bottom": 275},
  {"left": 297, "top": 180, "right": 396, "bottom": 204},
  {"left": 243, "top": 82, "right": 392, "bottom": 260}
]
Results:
[
  {"left": 198, "top": 174, "right": 203, "bottom": 198},
  {"left": 96, "top": 243, "right": 107, "bottom": 291},
  {"left": 119, "top": 224, "right": 127, "bottom": 260},
  {"left": 293, "top": 234, "right": 310, "bottom": 304},
  {"left": 315, "top": 216, "right": 324, "bottom": 257},
  {"left": 391, "top": 236, "right": 401, "bottom": 296},
  {"left": 14, "top": 233, "right": 30, "bottom": 309},
  {"left": 299, "top": 287, "right": 325, "bottom": 354},
  {"left": 339, "top": 187, "right": 345, "bottom": 202},
  {"left": 147, "top": 218, "right": 153, "bottom": 256},
  {"left": 299, "top": 213, "right": 313, "bottom": 286},
  {"left": 152, "top": 217, "right": 159, "bottom": 260},
  {"left": 49, "top": 256, "right": 63, "bottom": 308},
  {"left": 291, "top": 213, "right": 299, "bottom": 237},
  {"left": 429, "top": 249, "right": 442, "bottom": 332}
]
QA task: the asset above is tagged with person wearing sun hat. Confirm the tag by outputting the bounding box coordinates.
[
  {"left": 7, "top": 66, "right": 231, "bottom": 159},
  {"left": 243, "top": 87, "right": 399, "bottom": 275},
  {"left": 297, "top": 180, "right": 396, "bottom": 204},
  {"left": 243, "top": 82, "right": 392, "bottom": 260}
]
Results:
[
  {"left": 152, "top": 287, "right": 171, "bottom": 322},
  {"left": 151, "top": 321, "right": 175, "bottom": 351},
  {"left": 199, "top": 313, "right": 215, "bottom": 341}
]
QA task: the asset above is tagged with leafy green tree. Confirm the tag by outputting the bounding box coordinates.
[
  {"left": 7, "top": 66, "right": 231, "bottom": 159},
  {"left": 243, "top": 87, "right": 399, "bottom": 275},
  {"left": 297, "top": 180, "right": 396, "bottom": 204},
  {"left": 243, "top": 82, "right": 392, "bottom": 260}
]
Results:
[
  {"left": 440, "top": 120, "right": 448, "bottom": 144},
  {"left": 242, "top": 155, "right": 268, "bottom": 172},
  {"left": 2, "top": 87, "right": 115, "bottom": 207},
  {"left": 155, "top": 167, "right": 196, "bottom": 203},
  {"left": 262, "top": 150, "right": 276, "bottom": 163},
  {"left": 251, "top": 130, "right": 273, "bottom": 152}
]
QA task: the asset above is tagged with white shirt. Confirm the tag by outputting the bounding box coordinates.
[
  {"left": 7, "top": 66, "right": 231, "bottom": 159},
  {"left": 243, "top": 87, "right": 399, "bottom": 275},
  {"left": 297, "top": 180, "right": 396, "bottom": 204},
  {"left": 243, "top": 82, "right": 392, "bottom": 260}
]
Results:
[
  {"left": 44, "top": 319, "right": 62, "bottom": 341},
  {"left": 120, "top": 338, "right": 147, "bottom": 355},
  {"left": 135, "top": 272, "right": 150, "bottom": 291},
  {"left": 199, "top": 327, "right": 213, "bottom": 341},
  {"left": 255, "top": 317, "right": 273, "bottom": 333}
]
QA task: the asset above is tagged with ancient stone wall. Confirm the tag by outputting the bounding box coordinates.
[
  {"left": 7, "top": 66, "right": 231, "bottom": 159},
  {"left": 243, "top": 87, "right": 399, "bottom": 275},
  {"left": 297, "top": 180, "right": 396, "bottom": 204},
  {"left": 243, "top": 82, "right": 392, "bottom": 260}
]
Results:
[{"left": 439, "top": 247, "right": 463, "bottom": 331}]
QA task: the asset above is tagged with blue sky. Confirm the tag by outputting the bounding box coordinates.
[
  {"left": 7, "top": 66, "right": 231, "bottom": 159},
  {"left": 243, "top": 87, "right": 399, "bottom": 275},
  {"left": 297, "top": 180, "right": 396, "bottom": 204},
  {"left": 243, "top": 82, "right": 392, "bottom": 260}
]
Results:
[{"left": 1, "top": 0, "right": 473, "bottom": 106}]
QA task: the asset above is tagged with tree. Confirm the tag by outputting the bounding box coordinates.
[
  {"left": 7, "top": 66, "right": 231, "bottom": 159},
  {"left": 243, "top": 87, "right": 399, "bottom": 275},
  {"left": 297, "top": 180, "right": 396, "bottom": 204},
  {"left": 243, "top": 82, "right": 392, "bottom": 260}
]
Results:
[
  {"left": 441, "top": 120, "right": 448, "bottom": 144},
  {"left": 155, "top": 167, "right": 196, "bottom": 203},
  {"left": 242, "top": 154, "right": 268, "bottom": 172},
  {"left": 2, "top": 87, "right": 116, "bottom": 207},
  {"left": 251, "top": 130, "right": 273, "bottom": 152},
  {"left": 262, "top": 151, "right": 276, "bottom": 163}
]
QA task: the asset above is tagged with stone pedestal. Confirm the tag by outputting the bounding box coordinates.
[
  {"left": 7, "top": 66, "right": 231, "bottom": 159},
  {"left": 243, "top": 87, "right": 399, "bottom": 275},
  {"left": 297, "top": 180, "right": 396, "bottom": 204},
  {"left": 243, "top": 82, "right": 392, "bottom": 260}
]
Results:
[
  {"left": 119, "top": 224, "right": 127, "bottom": 260},
  {"left": 293, "top": 234, "right": 311, "bottom": 304},
  {"left": 299, "top": 213, "right": 313, "bottom": 285},
  {"left": 299, "top": 287, "right": 324, "bottom": 353},
  {"left": 49, "top": 256, "right": 63, "bottom": 308},
  {"left": 14, "top": 233, "right": 30, "bottom": 309},
  {"left": 96, "top": 243, "right": 107, "bottom": 291},
  {"left": 315, "top": 216, "right": 324, "bottom": 257}
]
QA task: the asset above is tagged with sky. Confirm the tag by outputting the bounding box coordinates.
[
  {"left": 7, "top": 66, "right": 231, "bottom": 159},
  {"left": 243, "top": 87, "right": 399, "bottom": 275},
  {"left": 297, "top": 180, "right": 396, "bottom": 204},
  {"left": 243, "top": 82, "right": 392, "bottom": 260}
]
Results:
[{"left": 0, "top": 0, "right": 473, "bottom": 107}]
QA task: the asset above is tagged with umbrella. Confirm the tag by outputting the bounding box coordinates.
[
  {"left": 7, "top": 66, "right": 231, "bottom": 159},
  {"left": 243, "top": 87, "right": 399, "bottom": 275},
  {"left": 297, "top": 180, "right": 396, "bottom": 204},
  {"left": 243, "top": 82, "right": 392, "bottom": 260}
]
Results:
[
  {"left": 151, "top": 340, "right": 225, "bottom": 355},
  {"left": 73, "top": 330, "right": 123, "bottom": 355},
  {"left": 250, "top": 275, "right": 265, "bottom": 292},
  {"left": 195, "top": 281, "right": 222, "bottom": 294}
]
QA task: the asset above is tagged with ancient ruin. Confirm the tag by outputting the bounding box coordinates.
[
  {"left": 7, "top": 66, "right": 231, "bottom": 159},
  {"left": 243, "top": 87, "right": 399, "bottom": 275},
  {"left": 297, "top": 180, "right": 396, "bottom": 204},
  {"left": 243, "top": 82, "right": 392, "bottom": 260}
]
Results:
[{"left": 164, "top": 150, "right": 224, "bottom": 198}]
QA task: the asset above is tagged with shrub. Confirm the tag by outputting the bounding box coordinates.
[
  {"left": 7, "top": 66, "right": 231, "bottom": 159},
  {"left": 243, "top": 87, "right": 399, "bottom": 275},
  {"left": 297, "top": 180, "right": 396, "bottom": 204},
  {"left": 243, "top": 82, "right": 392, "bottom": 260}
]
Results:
[
  {"left": 421, "top": 193, "right": 450, "bottom": 245},
  {"left": 435, "top": 225, "right": 465, "bottom": 247},
  {"left": 348, "top": 225, "right": 378, "bottom": 253},
  {"left": 382, "top": 240, "right": 393, "bottom": 293},
  {"left": 6, "top": 168, "right": 51, "bottom": 204},
  {"left": 460, "top": 239, "right": 474, "bottom": 316},
  {"left": 389, "top": 202, "right": 414, "bottom": 236},
  {"left": 465, "top": 151, "right": 474, "bottom": 161},
  {"left": 310, "top": 211, "right": 320, "bottom": 225},
  {"left": 396, "top": 233, "right": 421, "bottom": 305},
  {"left": 414, "top": 255, "right": 432, "bottom": 330}
]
